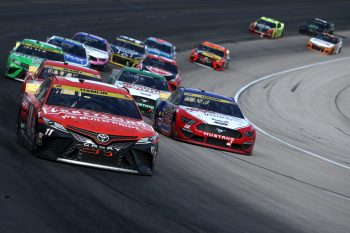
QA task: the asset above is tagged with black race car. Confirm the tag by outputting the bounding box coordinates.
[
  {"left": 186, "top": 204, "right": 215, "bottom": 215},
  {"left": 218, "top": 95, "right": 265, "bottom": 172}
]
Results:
[{"left": 299, "top": 18, "right": 334, "bottom": 37}]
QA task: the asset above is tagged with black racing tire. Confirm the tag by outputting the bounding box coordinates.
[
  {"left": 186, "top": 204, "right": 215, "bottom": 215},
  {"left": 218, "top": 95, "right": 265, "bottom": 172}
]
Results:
[
  {"left": 151, "top": 108, "right": 160, "bottom": 132},
  {"left": 170, "top": 114, "right": 176, "bottom": 138},
  {"left": 28, "top": 121, "right": 38, "bottom": 154},
  {"left": 16, "top": 113, "right": 25, "bottom": 146}
]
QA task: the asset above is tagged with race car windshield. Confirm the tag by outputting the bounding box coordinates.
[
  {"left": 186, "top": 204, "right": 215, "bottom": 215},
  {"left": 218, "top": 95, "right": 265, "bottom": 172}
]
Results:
[
  {"left": 256, "top": 19, "right": 276, "bottom": 29},
  {"left": 112, "top": 40, "right": 145, "bottom": 54},
  {"left": 39, "top": 66, "right": 101, "bottom": 81},
  {"left": 181, "top": 93, "right": 244, "bottom": 119},
  {"left": 61, "top": 43, "right": 86, "bottom": 58},
  {"left": 46, "top": 85, "right": 142, "bottom": 120},
  {"left": 73, "top": 35, "right": 107, "bottom": 51},
  {"left": 16, "top": 44, "right": 64, "bottom": 62},
  {"left": 145, "top": 40, "right": 172, "bottom": 54},
  {"left": 316, "top": 34, "right": 339, "bottom": 44},
  {"left": 117, "top": 71, "right": 169, "bottom": 91},
  {"left": 197, "top": 45, "right": 224, "bottom": 57},
  {"left": 142, "top": 57, "right": 178, "bottom": 74},
  {"left": 308, "top": 21, "right": 326, "bottom": 31}
]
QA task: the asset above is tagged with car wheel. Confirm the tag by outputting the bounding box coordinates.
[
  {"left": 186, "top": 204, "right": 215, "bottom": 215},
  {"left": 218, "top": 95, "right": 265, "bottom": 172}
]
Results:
[
  {"left": 28, "top": 122, "right": 38, "bottom": 154},
  {"left": 170, "top": 115, "right": 176, "bottom": 138},
  {"left": 152, "top": 109, "right": 160, "bottom": 131},
  {"left": 16, "top": 114, "right": 25, "bottom": 146}
]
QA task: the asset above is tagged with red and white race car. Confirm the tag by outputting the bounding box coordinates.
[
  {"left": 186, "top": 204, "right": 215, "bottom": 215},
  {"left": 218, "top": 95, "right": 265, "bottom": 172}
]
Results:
[
  {"left": 136, "top": 54, "right": 181, "bottom": 92},
  {"left": 22, "top": 60, "right": 102, "bottom": 95},
  {"left": 17, "top": 76, "right": 159, "bottom": 175},
  {"left": 152, "top": 87, "right": 256, "bottom": 155}
]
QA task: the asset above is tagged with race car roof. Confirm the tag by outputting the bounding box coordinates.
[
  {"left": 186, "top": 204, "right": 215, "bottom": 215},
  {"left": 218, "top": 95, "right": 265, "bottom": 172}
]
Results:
[
  {"left": 182, "top": 87, "right": 235, "bottom": 103},
  {"left": 202, "top": 41, "right": 226, "bottom": 51},
  {"left": 117, "top": 35, "right": 144, "bottom": 47},
  {"left": 123, "top": 67, "right": 166, "bottom": 80},
  {"left": 49, "top": 36, "right": 85, "bottom": 47},
  {"left": 51, "top": 76, "right": 131, "bottom": 96},
  {"left": 75, "top": 32, "right": 108, "bottom": 43},
  {"left": 260, "top": 16, "right": 282, "bottom": 24},
  {"left": 145, "top": 54, "right": 177, "bottom": 64},
  {"left": 145, "top": 37, "right": 173, "bottom": 46},
  {"left": 21, "top": 39, "right": 63, "bottom": 53},
  {"left": 42, "top": 60, "right": 101, "bottom": 76}
]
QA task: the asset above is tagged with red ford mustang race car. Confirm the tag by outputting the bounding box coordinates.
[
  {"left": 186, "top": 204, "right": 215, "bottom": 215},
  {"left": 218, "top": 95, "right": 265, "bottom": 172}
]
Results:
[
  {"left": 21, "top": 60, "right": 102, "bottom": 95},
  {"left": 17, "top": 76, "right": 159, "bottom": 175},
  {"left": 189, "top": 41, "right": 230, "bottom": 71},
  {"left": 152, "top": 87, "right": 256, "bottom": 155},
  {"left": 136, "top": 54, "right": 181, "bottom": 92}
]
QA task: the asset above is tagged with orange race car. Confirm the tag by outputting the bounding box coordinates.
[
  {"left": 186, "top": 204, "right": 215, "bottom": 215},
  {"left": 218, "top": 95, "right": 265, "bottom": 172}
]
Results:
[{"left": 189, "top": 41, "right": 230, "bottom": 71}]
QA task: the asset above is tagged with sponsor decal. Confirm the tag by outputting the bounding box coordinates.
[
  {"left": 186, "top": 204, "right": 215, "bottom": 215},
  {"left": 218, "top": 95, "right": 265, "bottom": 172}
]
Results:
[
  {"left": 52, "top": 84, "right": 132, "bottom": 100},
  {"left": 137, "top": 102, "right": 154, "bottom": 109},
  {"left": 43, "top": 107, "right": 151, "bottom": 131},
  {"left": 146, "top": 66, "right": 172, "bottom": 76},
  {"left": 45, "top": 65, "right": 100, "bottom": 79},
  {"left": 213, "top": 119, "right": 228, "bottom": 126},
  {"left": 204, "top": 132, "right": 235, "bottom": 142},
  {"left": 184, "top": 92, "right": 235, "bottom": 105},
  {"left": 21, "top": 42, "right": 63, "bottom": 54}
]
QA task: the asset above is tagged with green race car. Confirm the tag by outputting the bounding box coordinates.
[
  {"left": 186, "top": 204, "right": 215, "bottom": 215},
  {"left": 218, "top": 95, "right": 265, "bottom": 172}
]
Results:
[
  {"left": 5, "top": 39, "right": 65, "bottom": 81},
  {"left": 249, "top": 16, "right": 284, "bottom": 39}
]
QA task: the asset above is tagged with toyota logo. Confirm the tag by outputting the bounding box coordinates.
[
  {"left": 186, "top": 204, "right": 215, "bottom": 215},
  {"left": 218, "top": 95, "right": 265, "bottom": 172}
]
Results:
[{"left": 97, "top": 134, "right": 109, "bottom": 143}]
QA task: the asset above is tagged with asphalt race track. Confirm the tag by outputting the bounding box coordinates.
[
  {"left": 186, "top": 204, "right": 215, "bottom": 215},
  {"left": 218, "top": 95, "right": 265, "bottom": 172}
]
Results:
[{"left": 1, "top": 1, "right": 350, "bottom": 232}]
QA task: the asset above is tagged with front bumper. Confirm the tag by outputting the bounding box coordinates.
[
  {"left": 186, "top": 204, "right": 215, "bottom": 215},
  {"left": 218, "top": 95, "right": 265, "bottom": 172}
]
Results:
[
  {"left": 173, "top": 122, "right": 255, "bottom": 155},
  {"left": 249, "top": 28, "right": 273, "bottom": 39},
  {"left": 109, "top": 53, "right": 139, "bottom": 67},
  {"left": 89, "top": 56, "right": 109, "bottom": 66},
  {"left": 6, "top": 60, "right": 28, "bottom": 80},
  {"left": 35, "top": 123, "right": 157, "bottom": 175},
  {"left": 189, "top": 54, "right": 224, "bottom": 71},
  {"left": 307, "top": 42, "right": 333, "bottom": 55}
]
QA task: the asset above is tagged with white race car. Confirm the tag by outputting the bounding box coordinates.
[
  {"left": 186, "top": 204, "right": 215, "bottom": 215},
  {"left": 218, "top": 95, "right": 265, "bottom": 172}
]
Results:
[{"left": 307, "top": 33, "right": 342, "bottom": 55}]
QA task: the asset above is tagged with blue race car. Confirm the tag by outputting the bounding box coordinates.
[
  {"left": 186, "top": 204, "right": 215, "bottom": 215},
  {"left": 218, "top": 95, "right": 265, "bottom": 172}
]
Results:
[
  {"left": 144, "top": 37, "right": 176, "bottom": 60},
  {"left": 47, "top": 36, "right": 90, "bottom": 67}
]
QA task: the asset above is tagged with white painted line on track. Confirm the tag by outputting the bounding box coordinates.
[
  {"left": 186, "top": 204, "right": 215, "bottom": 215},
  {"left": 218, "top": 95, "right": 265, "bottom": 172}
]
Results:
[{"left": 234, "top": 56, "right": 350, "bottom": 170}]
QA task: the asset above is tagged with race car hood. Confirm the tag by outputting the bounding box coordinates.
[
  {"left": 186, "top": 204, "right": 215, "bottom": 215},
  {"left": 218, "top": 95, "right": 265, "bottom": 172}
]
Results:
[
  {"left": 11, "top": 52, "right": 44, "bottom": 69},
  {"left": 254, "top": 23, "right": 271, "bottom": 32},
  {"left": 197, "top": 50, "right": 222, "bottom": 61},
  {"left": 310, "top": 38, "right": 335, "bottom": 48},
  {"left": 146, "top": 48, "right": 172, "bottom": 59},
  {"left": 41, "top": 105, "right": 154, "bottom": 137},
  {"left": 64, "top": 53, "right": 89, "bottom": 66},
  {"left": 144, "top": 65, "right": 174, "bottom": 77},
  {"left": 115, "top": 81, "right": 171, "bottom": 101},
  {"left": 85, "top": 46, "right": 109, "bottom": 59},
  {"left": 110, "top": 44, "right": 144, "bottom": 59},
  {"left": 180, "top": 106, "right": 250, "bottom": 129}
]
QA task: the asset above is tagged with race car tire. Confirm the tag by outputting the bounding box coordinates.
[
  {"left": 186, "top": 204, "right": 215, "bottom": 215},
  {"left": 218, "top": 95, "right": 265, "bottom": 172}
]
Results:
[
  {"left": 16, "top": 113, "right": 25, "bottom": 146},
  {"left": 338, "top": 47, "right": 342, "bottom": 54},
  {"left": 170, "top": 114, "right": 176, "bottom": 138},
  {"left": 28, "top": 121, "right": 38, "bottom": 155},
  {"left": 151, "top": 109, "right": 160, "bottom": 132}
]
